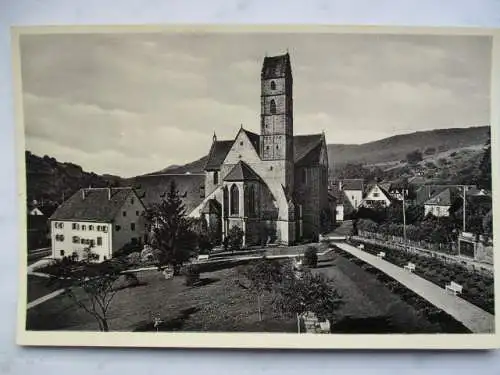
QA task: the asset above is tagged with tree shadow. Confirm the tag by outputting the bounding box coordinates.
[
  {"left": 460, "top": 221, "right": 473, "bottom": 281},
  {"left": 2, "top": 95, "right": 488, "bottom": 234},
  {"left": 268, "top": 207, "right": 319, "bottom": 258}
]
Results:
[
  {"left": 189, "top": 277, "right": 220, "bottom": 288},
  {"left": 112, "top": 281, "right": 149, "bottom": 292},
  {"left": 330, "top": 316, "right": 397, "bottom": 334},
  {"left": 134, "top": 306, "right": 201, "bottom": 332}
]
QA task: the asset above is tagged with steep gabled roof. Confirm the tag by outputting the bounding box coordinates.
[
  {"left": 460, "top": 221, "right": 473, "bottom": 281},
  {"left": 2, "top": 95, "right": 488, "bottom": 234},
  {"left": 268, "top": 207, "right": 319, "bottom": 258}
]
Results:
[
  {"left": 133, "top": 174, "right": 205, "bottom": 214},
  {"left": 201, "top": 199, "right": 221, "bottom": 215},
  {"left": 224, "top": 161, "right": 260, "bottom": 182},
  {"left": 50, "top": 187, "right": 137, "bottom": 222},
  {"left": 293, "top": 134, "right": 323, "bottom": 164},
  {"left": 424, "top": 188, "right": 453, "bottom": 206},
  {"left": 342, "top": 179, "right": 364, "bottom": 191},
  {"left": 261, "top": 53, "right": 291, "bottom": 79},
  {"left": 204, "top": 140, "right": 233, "bottom": 171},
  {"left": 242, "top": 129, "right": 260, "bottom": 153}
]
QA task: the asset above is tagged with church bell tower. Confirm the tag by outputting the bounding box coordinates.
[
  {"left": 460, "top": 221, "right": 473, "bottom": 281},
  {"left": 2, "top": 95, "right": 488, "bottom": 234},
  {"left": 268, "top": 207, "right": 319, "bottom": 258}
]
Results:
[{"left": 260, "top": 52, "right": 294, "bottom": 162}]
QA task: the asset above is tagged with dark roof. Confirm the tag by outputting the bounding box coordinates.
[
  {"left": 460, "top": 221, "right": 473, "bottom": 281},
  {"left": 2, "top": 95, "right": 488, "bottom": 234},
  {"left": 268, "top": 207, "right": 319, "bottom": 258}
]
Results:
[
  {"left": 341, "top": 179, "right": 364, "bottom": 191},
  {"left": 204, "top": 133, "right": 324, "bottom": 170},
  {"left": 132, "top": 174, "right": 205, "bottom": 214},
  {"left": 201, "top": 199, "right": 221, "bottom": 215},
  {"left": 204, "top": 140, "right": 233, "bottom": 171},
  {"left": 293, "top": 134, "right": 323, "bottom": 164},
  {"left": 50, "top": 188, "right": 136, "bottom": 222},
  {"left": 242, "top": 129, "right": 260, "bottom": 153},
  {"left": 425, "top": 188, "right": 454, "bottom": 206},
  {"left": 224, "top": 161, "right": 260, "bottom": 182},
  {"left": 261, "top": 53, "right": 291, "bottom": 79}
]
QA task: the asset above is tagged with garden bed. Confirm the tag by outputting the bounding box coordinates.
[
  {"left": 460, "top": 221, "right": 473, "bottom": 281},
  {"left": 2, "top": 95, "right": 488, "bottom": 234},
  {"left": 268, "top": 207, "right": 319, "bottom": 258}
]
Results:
[{"left": 345, "top": 239, "right": 494, "bottom": 314}]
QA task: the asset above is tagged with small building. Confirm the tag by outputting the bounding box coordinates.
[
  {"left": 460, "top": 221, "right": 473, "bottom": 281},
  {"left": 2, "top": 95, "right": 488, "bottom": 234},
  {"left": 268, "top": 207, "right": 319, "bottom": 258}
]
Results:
[
  {"left": 423, "top": 187, "right": 461, "bottom": 217},
  {"left": 49, "top": 187, "right": 147, "bottom": 262},
  {"left": 340, "top": 179, "right": 364, "bottom": 211},
  {"left": 29, "top": 207, "right": 45, "bottom": 216},
  {"left": 360, "top": 183, "right": 395, "bottom": 208}
]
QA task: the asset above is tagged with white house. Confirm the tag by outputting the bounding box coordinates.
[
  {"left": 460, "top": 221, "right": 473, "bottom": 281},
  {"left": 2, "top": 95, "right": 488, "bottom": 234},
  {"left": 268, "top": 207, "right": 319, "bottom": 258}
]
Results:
[
  {"left": 423, "top": 187, "right": 457, "bottom": 218},
  {"left": 49, "top": 187, "right": 147, "bottom": 262},
  {"left": 340, "top": 179, "right": 364, "bottom": 212},
  {"left": 29, "top": 207, "right": 45, "bottom": 216},
  {"left": 360, "top": 183, "right": 394, "bottom": 208}
]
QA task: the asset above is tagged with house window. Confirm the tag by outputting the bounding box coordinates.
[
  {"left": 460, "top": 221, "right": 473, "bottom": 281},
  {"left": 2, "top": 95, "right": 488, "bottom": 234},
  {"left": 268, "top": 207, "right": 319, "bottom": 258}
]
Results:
[
  {"left": 72, "top": 223, "right": 78, "bottom": 230},
  {"left": 270, "top": 80, "right": 276, "bottom": 90},
  {"left": 72, "top": 236, "right": 79, "bottom": 244},
  {"left": 239, "top": 141, "right": 243, "bottom": 146},
  {"left": 89, "top": 225, "right": 94, "bottom": 231},
  {"left": 131, "top": 198, "right": 135, "bottom": 204},
  {"left": 131, "top": 223, "right": 136, "bottom": 231},
  {"left": 136, "top": 210, "right": 140, "bottom": 216},
  {"left": 103, "top": 226, "right": 108, "bottom": 233},
  {"left": 60, "top": 250, "right": 65, "bottom": 257},
  {"left": 90, "top": 239, "right": 95, "bottom": 247},
  {"left": 214, "top": 171, "right": 219, "bottom": 185},
  {"left": 103, "top": 256, "right": 107, "bottom": 261},
  {"left": 123, "top": 211, "right": 127, "bottom": 217},
  {"left": 230, "top": 184, "right": 239, "bottom": 216},
  {"left": 115, "top": 225, "right": 121, "bottom": 231},
  {"left": 82, "top": 225, "right": 86, "bottom": 231},
  {"left": 270, "top": 99, "right": 276, "bottom": 114},
  {"left": 55, "top": 234, "right": 64, "bottom": 242},
  {"left": 97, "top": 237, "right": 102, "bottom": 246},
  {"left": 373, "top": 192, "right": 380, "bottom": 198}
]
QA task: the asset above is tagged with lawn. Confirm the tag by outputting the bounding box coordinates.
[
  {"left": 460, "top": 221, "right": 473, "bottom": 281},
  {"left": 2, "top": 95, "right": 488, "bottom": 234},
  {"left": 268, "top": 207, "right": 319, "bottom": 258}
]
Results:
[
  {"left": 27, "top": 275, "right": 67, "bottom": 303},
  {"left": 348, "top": 239, "right": 495, "bottom": 314},
  {"left": 26, "top": 247, "right": 457, "bottom": 333},
  {"left": 313, "top": 253, "right": 455, "bottom": 333}
]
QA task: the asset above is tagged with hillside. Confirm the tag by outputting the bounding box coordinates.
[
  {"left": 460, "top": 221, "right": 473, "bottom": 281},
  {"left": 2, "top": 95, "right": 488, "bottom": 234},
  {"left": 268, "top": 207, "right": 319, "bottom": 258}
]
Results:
[
  {"left": 155, "top": 125, "right": 491, "bottom": 175},
  {"left": 328, "top": 125, "right": 490, "bottom": 168},
  {"left": 25, "top": 151, "right": 124, "bottom": 210}
]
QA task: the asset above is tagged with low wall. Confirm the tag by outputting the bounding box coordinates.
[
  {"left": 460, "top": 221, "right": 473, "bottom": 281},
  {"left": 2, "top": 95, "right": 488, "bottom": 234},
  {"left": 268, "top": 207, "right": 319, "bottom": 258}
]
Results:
[{"left": 352, "top": 235, "right": 493, "bottom": 276}]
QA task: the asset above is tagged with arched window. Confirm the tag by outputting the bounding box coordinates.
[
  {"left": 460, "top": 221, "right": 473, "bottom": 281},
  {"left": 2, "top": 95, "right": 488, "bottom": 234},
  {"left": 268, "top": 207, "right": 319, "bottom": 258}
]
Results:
[
  {"left": 230, "top": 184, "right": 239, "bottom": 216},
  {"left": 248, "top": 185, "right": 256, "bottom": 216},
  {"left": 270, "top": 99, "right": 276, "bottom": 114},
  {"left": 270, "top": 81, "right": 276, "bottom": 90},
  {"left": 223, "top": 186, "right": 229, "bottom": 217}
]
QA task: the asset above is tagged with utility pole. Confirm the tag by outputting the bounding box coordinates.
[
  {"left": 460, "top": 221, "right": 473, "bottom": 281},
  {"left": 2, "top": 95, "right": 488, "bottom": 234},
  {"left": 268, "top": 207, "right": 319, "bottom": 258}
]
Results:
[
  {"left": 462, "top": 185, "right": 466, "bottom": 233},
  {"left": 402, "top": 188, "right": 407, "bottom": 244}
]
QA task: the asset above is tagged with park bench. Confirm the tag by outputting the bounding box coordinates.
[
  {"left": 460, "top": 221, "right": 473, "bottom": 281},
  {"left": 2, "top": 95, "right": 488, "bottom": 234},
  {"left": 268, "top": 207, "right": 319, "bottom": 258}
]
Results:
[
  {"left": 377, "top": 252, "right": 386, "bottom": 258},
  {"left": 445, "top": 281, "right": 463, "bottom": 296},
  {"left": 197, "top": 254, "right": 209, "bottom": 261},
  {"left": 404, "top": 262, "right": 416, "bottom": 272}
]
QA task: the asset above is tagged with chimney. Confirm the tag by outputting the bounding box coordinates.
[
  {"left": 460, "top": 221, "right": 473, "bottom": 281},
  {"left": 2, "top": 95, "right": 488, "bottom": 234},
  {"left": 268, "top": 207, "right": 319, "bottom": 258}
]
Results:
[{"left": 108, "top": 187, "right": 112, "bottom": 200}]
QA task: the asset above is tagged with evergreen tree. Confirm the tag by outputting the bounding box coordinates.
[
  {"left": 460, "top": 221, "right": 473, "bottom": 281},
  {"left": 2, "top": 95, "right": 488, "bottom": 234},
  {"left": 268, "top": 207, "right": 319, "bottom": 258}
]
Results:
[{"left": 144, "top": 180, "right": 197, "bottom": 274}]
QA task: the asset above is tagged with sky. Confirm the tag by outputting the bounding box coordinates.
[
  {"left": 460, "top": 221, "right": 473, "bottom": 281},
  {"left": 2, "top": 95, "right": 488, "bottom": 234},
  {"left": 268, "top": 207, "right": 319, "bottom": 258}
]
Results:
[{"left": 20, "top": 31, "right": 492, "bottom": 177}]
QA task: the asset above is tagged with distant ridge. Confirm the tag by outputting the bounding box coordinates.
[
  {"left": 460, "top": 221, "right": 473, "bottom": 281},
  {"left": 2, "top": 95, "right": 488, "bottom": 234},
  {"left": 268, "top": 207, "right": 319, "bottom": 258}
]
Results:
[{"left": 154, "top": 125, "right": 491, "bottom": 174}]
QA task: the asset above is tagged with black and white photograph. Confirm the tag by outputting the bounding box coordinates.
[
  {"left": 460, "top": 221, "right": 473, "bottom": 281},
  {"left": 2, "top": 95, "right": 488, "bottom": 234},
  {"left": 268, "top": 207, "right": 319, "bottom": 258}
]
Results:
[{"left": 13, "top": 26, "right": 499, "bottom": 349}]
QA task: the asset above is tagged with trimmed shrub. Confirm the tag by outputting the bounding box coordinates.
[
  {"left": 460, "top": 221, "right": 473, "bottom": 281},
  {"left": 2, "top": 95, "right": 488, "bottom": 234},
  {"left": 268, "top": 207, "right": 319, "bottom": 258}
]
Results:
[
  {"left": 303, "top": 246, "right": 318, "bottom": 268},
  {"left": 227, "top": 226, "right": 244, "bottom": 252},
  {"left": 183, "top": 264, "right": 201, "bottom": 286}
]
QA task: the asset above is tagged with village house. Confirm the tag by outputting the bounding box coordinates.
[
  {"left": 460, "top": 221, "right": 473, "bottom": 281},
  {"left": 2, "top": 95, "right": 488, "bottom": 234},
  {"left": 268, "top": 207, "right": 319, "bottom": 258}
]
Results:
[
  {"left": 49, "top": 187, "right": 147, "bottom": 262},
  {"left": 187, "top": 53, "right": 331, "bottom": 245},
  {"left": 360, "top": 183, "right": 395, "bottom": 208}
]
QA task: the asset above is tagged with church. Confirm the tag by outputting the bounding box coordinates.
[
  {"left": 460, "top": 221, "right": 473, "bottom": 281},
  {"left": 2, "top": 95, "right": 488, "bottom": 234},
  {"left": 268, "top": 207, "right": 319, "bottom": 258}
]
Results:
[{"left": 187, "top": 52, "right": 332, "bottom": 246}]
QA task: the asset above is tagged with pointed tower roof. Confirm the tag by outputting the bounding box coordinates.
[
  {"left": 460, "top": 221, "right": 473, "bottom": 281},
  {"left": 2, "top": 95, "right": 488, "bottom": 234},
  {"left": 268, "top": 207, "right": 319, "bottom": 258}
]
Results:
[
  {"left": 261, "top": 52, "right": 292, "bottom": 79},
  {"left": 224, "top": 161, "right": 260, "bottom": 182}
]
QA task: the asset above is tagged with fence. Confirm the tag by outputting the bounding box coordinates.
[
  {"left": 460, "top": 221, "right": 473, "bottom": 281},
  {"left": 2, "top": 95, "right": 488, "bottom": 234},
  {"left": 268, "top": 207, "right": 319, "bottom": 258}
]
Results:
[
  {"left": 352, "top": 235, "right": 493, "bottom": 276},
  {"left": 358, "top": 231, "right": 456, "bottom": 255}
]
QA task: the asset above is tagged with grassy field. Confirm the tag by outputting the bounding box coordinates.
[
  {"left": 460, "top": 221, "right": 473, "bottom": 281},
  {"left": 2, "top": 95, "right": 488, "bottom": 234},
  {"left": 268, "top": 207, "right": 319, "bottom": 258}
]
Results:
[
  {"left": 26, "top": 247, "right": 452, "bottom": 333},
  {"left": 27, "top": 275, "right": 65, "bottom": 303}
]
